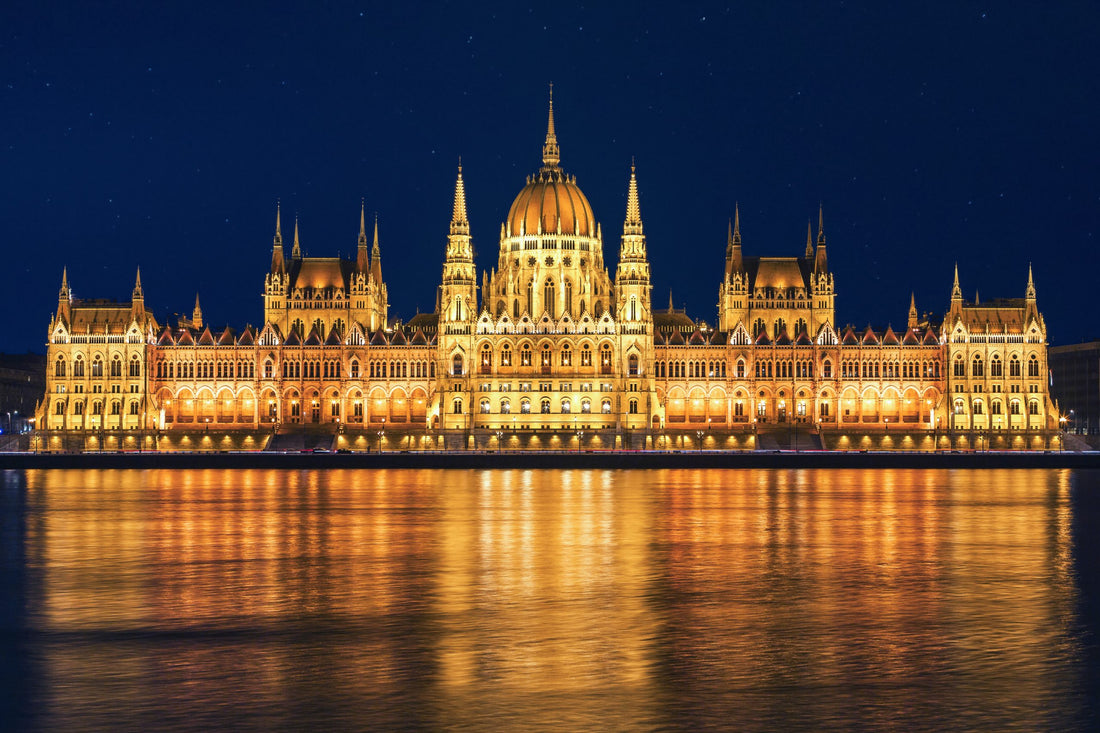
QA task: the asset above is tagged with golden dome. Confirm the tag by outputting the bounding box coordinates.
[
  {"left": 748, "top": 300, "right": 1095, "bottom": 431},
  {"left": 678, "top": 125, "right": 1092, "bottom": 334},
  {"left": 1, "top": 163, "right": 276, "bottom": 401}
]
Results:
[
  {"left": 505, "top": 86, "right": 595, "bottom": 239},
  {"left": 507, "top": 170, "right": 594, "bottom": 237}
]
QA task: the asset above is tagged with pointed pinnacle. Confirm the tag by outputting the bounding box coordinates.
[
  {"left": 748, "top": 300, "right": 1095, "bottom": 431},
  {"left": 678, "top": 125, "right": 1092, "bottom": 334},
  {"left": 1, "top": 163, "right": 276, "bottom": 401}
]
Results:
[
  {"left": 61, "top": 266, "right": 68, "bottom": 289},
  {"left": 452, "top": 163, "right": 468, "bottom": 226},
  {"left": 542, "top": 83, "right": 560, "bottom": 168},
  {"left": 733, "top": 203, "right": 740, "bottom": 237},
  {"left": 135, "top": 267, "right": 142, "bottom": 290},
  {"left": 372, "top": 213, "right": 380, "bottom": 251},
  {"left": 359, "top": 199, "right": 366, "bottom": 238}
]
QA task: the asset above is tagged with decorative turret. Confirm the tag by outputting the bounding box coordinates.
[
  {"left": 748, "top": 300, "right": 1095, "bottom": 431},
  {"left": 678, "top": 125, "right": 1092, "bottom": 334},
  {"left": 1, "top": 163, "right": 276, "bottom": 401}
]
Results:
[
  {"left": 131, "top": 267, "right": 145, "bottom": 321},
  {"left": 357, "top": 200, "right": 369, "bottom": 274},
  {"left": 1024, "top": 263, "right": 1039, "bottom": 324},
  {"left": 907, "top": 292, "right": 918, "bottom": 329},
  {"left": 292, "top": 216, "right": 301, "bottom": 259},
  {"left": 718, "top": 204, "right": 747, "bottom": 332},
  {"left": 57, "top": 267, "right": 71, "bottom": 323},
  {"left": 271, "top": 203, "right": 285, "bottom": 274},
  {"left": 948, "top": 263, "right": 964, "bottom": 322},
  {"left": 804, "top": 220, "right": 813, "bottom": 259},
  {"left": 813, "top": 204, "right": 828, "bottom": 273},
  {"left": 370, "top": 215, "right": 383, "bottom": 285},
  {"left": 192, "top": 293, "right": 203, "bottom": 330}
]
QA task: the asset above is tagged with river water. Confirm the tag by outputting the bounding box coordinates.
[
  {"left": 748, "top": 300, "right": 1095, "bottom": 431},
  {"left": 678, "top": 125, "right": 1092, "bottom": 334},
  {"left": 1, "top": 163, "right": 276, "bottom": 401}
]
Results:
[{"left": 1, "top": 468, "right": 1098, "bottom": 732}]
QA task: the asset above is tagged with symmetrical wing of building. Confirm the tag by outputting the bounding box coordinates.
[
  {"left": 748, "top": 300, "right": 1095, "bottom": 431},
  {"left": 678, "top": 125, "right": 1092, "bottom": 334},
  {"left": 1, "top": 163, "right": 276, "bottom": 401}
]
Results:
[{"left": 35, "top": 95, "right": 1062, "bottom": 451}]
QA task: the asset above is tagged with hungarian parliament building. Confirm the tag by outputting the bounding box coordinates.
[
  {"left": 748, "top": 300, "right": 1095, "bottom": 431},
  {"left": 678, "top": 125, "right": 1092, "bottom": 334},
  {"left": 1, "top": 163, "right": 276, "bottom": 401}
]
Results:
[{"left": 35, "top": 95, "right": 1061, "bottom": 452}]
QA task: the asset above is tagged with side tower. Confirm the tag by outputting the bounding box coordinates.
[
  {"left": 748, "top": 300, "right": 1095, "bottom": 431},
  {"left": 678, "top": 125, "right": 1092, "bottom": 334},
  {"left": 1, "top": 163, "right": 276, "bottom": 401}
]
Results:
[
  {"left": 614, "top": 163, "right": 656, "bottom": 428},
  {"left": 809, "top": 206, "right": 836, "bottom": 335},
  {"left": 437, "top": 163, "right": 478, "bottom": 430},
  {"left": 718, "top": 205, "right": 747, "bottom": 331}
]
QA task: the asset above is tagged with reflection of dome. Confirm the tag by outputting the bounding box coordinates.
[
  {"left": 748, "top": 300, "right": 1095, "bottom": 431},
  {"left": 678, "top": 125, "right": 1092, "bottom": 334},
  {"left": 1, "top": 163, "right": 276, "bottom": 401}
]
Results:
[
  {"left": 507, "top": 170, "right": 594, "bottom": 237},
  {"left": 504, "top": 88, "right": 596, "bottom": 239}
]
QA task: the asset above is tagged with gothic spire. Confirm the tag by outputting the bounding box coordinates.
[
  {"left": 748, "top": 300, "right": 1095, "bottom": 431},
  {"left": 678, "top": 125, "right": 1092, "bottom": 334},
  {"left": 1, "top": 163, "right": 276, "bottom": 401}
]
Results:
[
  {"left": 133, "top": 267, "right": 143, "bottom": 299},
  {"left": 451, "top": 160, "right": 469, "bottom": 236},
  {"left": 60, "top": 266, "right": 69, "bottom": 296},
  {"left": 623, "top": 160, "right": 643, "bottom": 236},
  {"left": 951, "top": 263, "right": 962, "bottom": 300},
  {"left": 271, "top": 202, "right": 285, "bottom": 273},
  {"left": 371, "top": 214, "right": 383, "bottom": 285},
  {"left": 192, "top": 293, "right": 203, "bottom": 329},
  {"left": 292, "top": 216, "right": 301, "bottom": 259},
  {"left": 907, "top": 292, "right": 918, "bottom": 329},
  {"left": 1026, "top": 262, "right": 1036, "bottom": 299},
  {"left": 541, "top": 83, "right": 560, "bottom": 169},
  {"left": 805, "top": 219, "right": 813, "bottom": 258},
  {"left": 725, "top": 203, "right": 743, "bottom": 276},
  {"left": 357, "top": 199, "right": 369, "bottom": 273},
  {"left": 813, "top": 204, "right": 828, "bottom": 273}
]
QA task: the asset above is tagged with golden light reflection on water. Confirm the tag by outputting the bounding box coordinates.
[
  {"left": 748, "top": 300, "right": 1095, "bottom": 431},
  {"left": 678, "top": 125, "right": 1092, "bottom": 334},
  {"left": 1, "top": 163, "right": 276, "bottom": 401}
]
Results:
[{"left": 15, "top": 468, "right": 1088, "bottom": 731}]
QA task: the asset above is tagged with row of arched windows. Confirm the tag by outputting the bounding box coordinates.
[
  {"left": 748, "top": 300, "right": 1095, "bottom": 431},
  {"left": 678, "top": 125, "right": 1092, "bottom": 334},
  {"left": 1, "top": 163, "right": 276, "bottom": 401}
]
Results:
[
  {"left": 955, "top": 353, "right": 1039, "bottom": 378},
  {"left": 953, "top": 397, "right": 1041, "bottom": 416},
  {"left": 656, "top": 360, "right": 728, "bottom": 379},
  {"left": 475, "top": 343, "right": 615, "bottom": 374},
  {"left": 56, "top": 354, "right": 140, "bottom": 378},
  {"left": 369, "top": 360, "right": 433, "bottom": 379},
  {"left": 477, "top": 396, "right": 614, "bottom": 415}
]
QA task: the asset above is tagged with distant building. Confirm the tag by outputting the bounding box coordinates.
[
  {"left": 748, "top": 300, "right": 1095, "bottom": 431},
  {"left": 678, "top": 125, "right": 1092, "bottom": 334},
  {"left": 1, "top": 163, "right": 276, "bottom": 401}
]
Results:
[
  {"left": 33, "top": 92, "right": 1062, "bottom": 452},
  {"left": 0, "top": 352, "right": 45, "bottom": 437},
  {"left": 1050, "top": 341, "right": 1100, "bottom": 435}
]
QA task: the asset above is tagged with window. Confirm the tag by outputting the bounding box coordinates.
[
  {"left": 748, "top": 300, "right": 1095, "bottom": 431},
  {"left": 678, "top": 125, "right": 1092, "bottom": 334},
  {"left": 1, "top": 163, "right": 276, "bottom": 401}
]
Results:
[
  {"left": 973, "top": 400, "right": 984, "bottom": 415},
  {"left": 501, "top": 399, "right": 511, "bottom": 414},
  {"left": 521, "top": 345, "right": 532, "bottom": 366},
  {"left": 544, "top": 279, "right": 555, "bottom": 316},
  {"left": 581, "top": 399, "right": 591, "bottom": 413},
  {"left": 521, "top": 399, "right": 531, "bottom": 414},
  {"left": 735, "top": 401, "right": 744, "bottom": 417},
  {"left": 954, "top": 399, "right": 965, "bottom": 415},
  {"left": 628, "top": 354, "right": 639, "bottom": 376},
  {"left": 452, "top": 398, "right": 463, "bottom": 414},
  {"left": 992, "top": 400, "right": 1002, "bottom": 415},
  {"left": 74, "top": 401, "right": 84, "bottom": 416},
  {"left": 129, "top": 401, "right": 139, "bottom": 415},
  {"left": 541, "top": 346, "right": 551, "bottom": 367},
  {"left": 1028, "top": 400, "right": 1039, "bottom": 415},
  {"left": 350, "top": 360, "right": 359, "bottom": 379},
  {"left": 480, "top": 345, "right": 492, "bottom": 374},
  {"left": 91, "top": 357, "right": 103, "bottom": 378},
  {"left": 55, "top": 401, "right": 65, "bottom": 415},
  {"left": 954, "top": 358, "right": 965, "bottom": 378},
  {"left": 600, "top": 344, "right": 612, "bottom": 374},
  {"left": 581, "top": 345, "right": 592, "bottom": 367},
  {"left": 628, "top": 399, "right": 638, "bottom": 414},
  {"left": 972, "top": 357, "right": 983, "bottom": 377},
  {"left": 561, "top": 398, "right": 571, "bottom": 414},
  {"left": 1010, "top": 356, "right": 1021, "bottom": 377},
  {"left": 480, "top": 398, "right": 490, "bottom": 414},
  {"left": 92, "top": 401, "right": 103, "bottom": 416},
  {"left": 1027, "top": 355, "right": 1039, "bottom": 378},
  {"left": 753, "top": 318, "right": 766, "bottom": 339},
  {"left": 453, "top": 354, "right": 464, "bottom": 376},
  {"left": 111, "top": 401, "right": 121, "bottom": 415},
  {"left": 501, "top": 344, "right": 512, "bottom": 366},
  {"left": 602, "top": 399, "right": 612, "bottom": 414},
  {"left": 73, "top": 356, "right": 85, "bottom": 378},
  {"left": 736, "top": 359, "right": 746, "bottom": 378},
  {"left": 55, "top": 357, "right": 66, "bottom": 377},
  {"left": 541, "top": 399, "right": 551, "bottom": 414},
  {"left": 1010, "top": 400, "right": 1021, "bottom": 415},
  {"left": 991, "top": 356, "right": 1002, "bottom": 377},
  {"left": 561, "top": 345, "right": 572, "bottom": 366}
]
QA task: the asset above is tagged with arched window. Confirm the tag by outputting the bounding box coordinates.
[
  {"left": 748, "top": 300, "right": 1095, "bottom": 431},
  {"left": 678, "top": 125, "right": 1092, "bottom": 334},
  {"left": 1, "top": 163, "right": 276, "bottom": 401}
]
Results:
[
  {"left": 1010, "top": 399, "right": 1021, "bottom": 415},
  {"left": 561, "top": 398, "right": 571, "bottom": 414},
  {"left": 452, "top": 353, "right": 464, "bottom": 376},
  {"left": 1010, "top": 355, "right": 1021, "bottom": 377},
  {"left": 565, "top": 280, "right": 573, "bottom": 315},
  {"left": 500, "top": 344, "right": 512, "bottom": 366},
  {"left": 91, "top": 356, "right": 103, "bottom": 378},
  {"left": 55, "top": 401, "right": 65, "bottom": 415},
  {"left": 953, "top": 357, "right": 965, "bottom": 377},
  {"left": 990, "top": 355, "right": 1003, "bottom": 377},
  {"left": 350, "top": 359, "right": 359, "bottom": 379},
  {"left": 521, "top": 399, "right": 531, "bottom": 414},
  {"left": 992, "top": 400, "right": 1002, "bottom": 415},
  {"left": 501, "top": 399, "right": 511, "bottom": 414},
  {"left": 480, "top": 345, "right": 492, "bottom": 374},
  {"left": 794, "top": 318, "right": 807, "bottom": 337},
  {"left": 129, "top": 401, "right": 139, "bottom": 415},
  {"left": 541, "top": 399, "right": 551, "bottom": 414},
  {"left": 629, "top": 296, "right": 638, "bottom": 321},
  {"left": 629, "top": 399, "right": 639, "bottom": 414},
  {"left": 111, "top": 401, "right": 121, "bottom": 416},
  {"left": 954, "top": 398, "right": 965, "bottom": 415},
  {"left": 1028, "top": 400, "right": 1039, "bottom": 415},
  {"left": 972, "top": 356, "right": 983, "bottom": 377},
  {"left": 581, "top": 345, "right": 592, "bottom": 366},
  {"left": 561, "top": 344, "right": 572, "bottom": 366},
  {"left": 73, "top": 356, "right": 85, "bottom": 378},
  {"left": 602, "top": 399, "right": 612, "bottom": 414},
  {"left": 973, "top": 400, "right": 984, "bottom": 415},
  {"left": 600, "top": 344, "right": 612, "bottom": 374},
  {"left": 628, "top": 354, "right": 639, "bottom": 376},
  {"left": 480, "top": 398, "right": 491, "bottom": 414},
  {"left": 823, "top": 360, "right": 832, "bottom": 379},
  {"left": 521, "top": 345, "right": 532, "bottom": 366},
  {"left": 74, "top": 401, "right": 85, "bottom": 416},
  {"left": 753, "top": 318, "right": 766, "bottom": 339},
  {"left": 774, "top": 318, "right": 787, "bottom": 337},
  {"left": 581, "top": 399, "right": 591, "bottom": 414},
  {"left": 1027, "top": 354, "right": 1039, "bottom": 378},
  {"left": 544, "top": 279, "right": 555, "bottom": 316},
  {"left": 55, "top": 356, "right": 66, "bottom": 377},
  {"left": 541, "top": 346, "right": 551, "bottom": 370},
  {"left": 130, "top": 356, "right": 141, "bottom": 377},
  {"left": 736, "top": 359, "right": 746, "bottom": 378}
]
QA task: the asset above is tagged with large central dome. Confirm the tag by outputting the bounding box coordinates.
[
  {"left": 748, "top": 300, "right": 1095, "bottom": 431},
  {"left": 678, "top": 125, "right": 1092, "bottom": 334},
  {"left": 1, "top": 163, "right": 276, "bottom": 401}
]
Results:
[{"left": 504, "top": 91, "right": 595, "bottom": 238}]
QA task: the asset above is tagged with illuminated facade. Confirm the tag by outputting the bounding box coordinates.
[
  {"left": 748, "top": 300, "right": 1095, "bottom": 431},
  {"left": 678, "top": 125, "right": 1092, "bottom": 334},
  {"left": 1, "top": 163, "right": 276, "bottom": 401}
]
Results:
[{"left": 34, "top": 94, "right": 1061, "bottom": 451}]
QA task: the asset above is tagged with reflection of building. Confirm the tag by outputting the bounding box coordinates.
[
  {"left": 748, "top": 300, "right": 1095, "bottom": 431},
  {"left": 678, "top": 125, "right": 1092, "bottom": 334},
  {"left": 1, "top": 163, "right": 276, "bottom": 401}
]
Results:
[
  {"left": 1050, "top": 340, "right": 1100, "bottom": 437},
  {"left": 34, "top": 92, "right": 1061, "bottom": 451}
]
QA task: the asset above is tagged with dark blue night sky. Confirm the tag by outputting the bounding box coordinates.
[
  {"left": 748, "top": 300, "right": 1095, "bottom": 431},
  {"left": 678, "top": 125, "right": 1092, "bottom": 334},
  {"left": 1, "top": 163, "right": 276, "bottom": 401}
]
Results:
[{"left": 2, "top": 2, "right": 1097, "bottom": 353}]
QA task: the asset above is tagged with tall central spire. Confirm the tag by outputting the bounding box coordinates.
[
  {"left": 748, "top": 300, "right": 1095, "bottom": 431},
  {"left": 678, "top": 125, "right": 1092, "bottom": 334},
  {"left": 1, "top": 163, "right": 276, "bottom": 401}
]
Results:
[{"left": 541, "top": 83, "right": 560, "bottom": 169}]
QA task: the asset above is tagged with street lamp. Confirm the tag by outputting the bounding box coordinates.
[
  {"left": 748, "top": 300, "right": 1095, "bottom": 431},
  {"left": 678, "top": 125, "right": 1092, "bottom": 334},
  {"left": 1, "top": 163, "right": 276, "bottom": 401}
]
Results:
[{"left": 379, "top": 417, "right": 386, "bottom": 453}]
